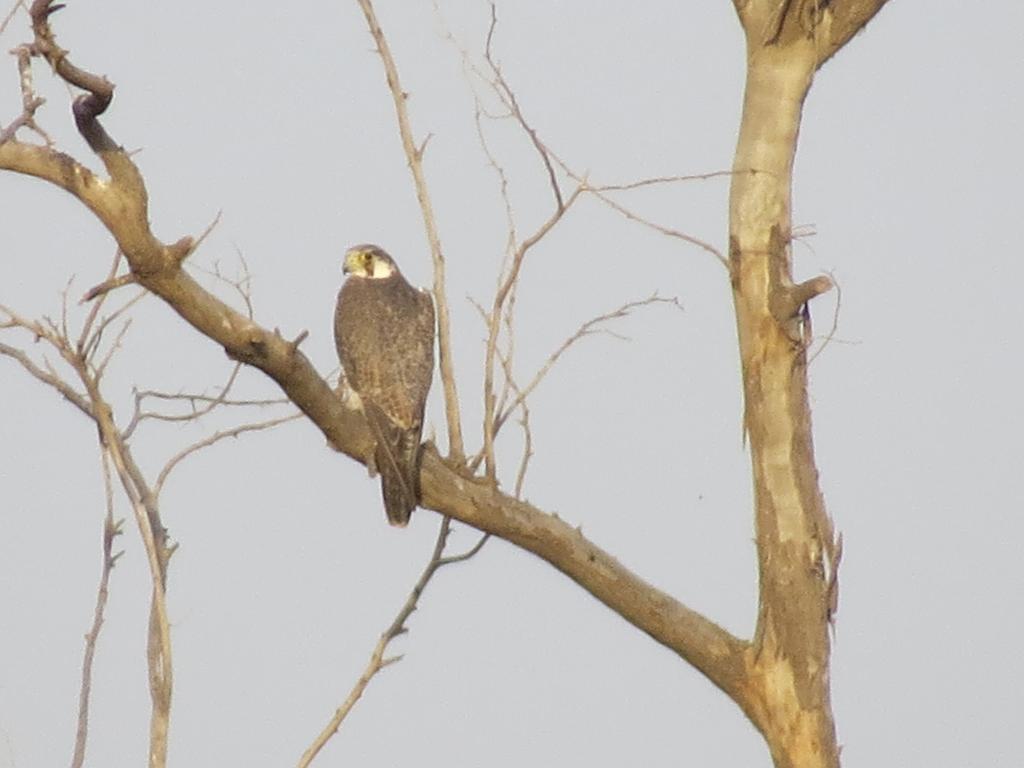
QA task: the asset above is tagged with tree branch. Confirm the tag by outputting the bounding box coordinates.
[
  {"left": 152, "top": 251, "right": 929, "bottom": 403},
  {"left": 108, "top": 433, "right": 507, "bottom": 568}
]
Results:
[
  {"left": 417, "top": 446, "right": 752, "bottom": 710},
  {"left": 70, "top": 450, "right": 122, "bottom": 768},
  {"left": 298, "top": 517, "right": 487, "bottom": 767},
  {"left": 355, "top": 0, "right": 466, "bottom": 462},
  {"left": 481, "top": 184, "right": 584, "bottom": 481},
  {"left": 153, "top": 412, "right": 302, "bottom": 497},
  {"left": 0, "top": 299, "right": 174, "bottom": 767}
]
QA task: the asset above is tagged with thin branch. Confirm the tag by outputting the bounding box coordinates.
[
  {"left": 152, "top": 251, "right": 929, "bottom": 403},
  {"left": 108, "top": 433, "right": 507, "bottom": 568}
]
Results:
[
  {"left": 482, "top": 2, "right": 563, "bottom": 211},
  {"left": 73, "top": 352, "right": 172, "bottom": 768},
  {"left": 3, "top": 291, "right": 174, "bottom": 768},
  {"left": 1, "top": 39, "right": 51, "bottom": 145},
  {"left": 482, "top": 184, "right": 584, "bottom": 480},
  {"left": 580, "top": 178, "right": 728, "bottom": 267},
  {"left": 84, "top": 289, "right": 147, "bottom": 366},
  {"left": 0, "top": 0, "right": 25, "bottom": 36},
  {"left": 191, "top": 246, "right": 256, "bottom": 320},
  {"left": 495, "top": 345, "right": 533, "bottom": 499},
  {"left": 450, "top": 9, "right": 724, "bottom": 485},
  {"left": 122, "top": 363, "right": 244, "bottom": 438},
  {"left": 81, "top": 272, "right": 138, "bottom": 302},
  {"left": 70, "top": 449, "right": 122, "bottom": 768},
  {"left": 5, "top": 289, "right": 298, "bottom": 768},
  {"left": 298, "top": 517, "right": 487, "bottom": 767},
  {"left": 807, "top": 270, "right": 845, "bottom": 364},
  {"left": 78, "top": 249, "right": 123, "bottom": 349},
  {"left": 438, "top": 530, "right": 490, "bottom": 566},
  {"left": 138, "top": 389, "right": 286, "bottom": 409},
  {"left": 0, "top": 339, "right": 92, "bottom": 415},
  {"left": 591, "top": 170, "right": 739, "bottom": 192},
  {"left": 496, "top": 295, "right": 682, "bottom": 435},
  {"left": 189, "top": 209, "right": 222, "bottom": 260},
  {"left": 356, "top": 0, "right": 465, "bottom": 461},
  {"left": 92, "top": 315, "right": 132, "bottom": 380},
  {"left": 492, "top": 281, "right": 519, "bottom": 445},
  {"left": 154, "top": 412, "right": 302, "bottom": 497},
  {"left": 511, "top": 396, "right": 532, "bottom": 499},
  {"left": 472, "top": 97, "right": 519, "bottom": 279},
  {"left": 449, "top": 11, "right": 729, "bottom": 269}
]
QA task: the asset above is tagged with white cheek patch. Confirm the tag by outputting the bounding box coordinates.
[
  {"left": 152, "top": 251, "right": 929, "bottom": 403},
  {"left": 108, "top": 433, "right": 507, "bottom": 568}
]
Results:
[{"left": 370, "top": 261, "right": 395, "bottom": 279}]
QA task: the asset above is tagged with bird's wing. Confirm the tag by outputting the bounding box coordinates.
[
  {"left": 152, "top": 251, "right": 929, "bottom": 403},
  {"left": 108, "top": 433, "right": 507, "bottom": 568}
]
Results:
[
  {"left": 374, "top": 288, "right": 435, "bottom": 525},
  {"left": 334, "top": 277, "right": 436, "bottom": 526}
]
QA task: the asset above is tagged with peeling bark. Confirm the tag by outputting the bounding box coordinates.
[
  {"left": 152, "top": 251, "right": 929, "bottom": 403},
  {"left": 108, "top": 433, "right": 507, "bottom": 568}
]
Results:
[{"left": 728, "top": 1, "right": 889, "bottom": 765}]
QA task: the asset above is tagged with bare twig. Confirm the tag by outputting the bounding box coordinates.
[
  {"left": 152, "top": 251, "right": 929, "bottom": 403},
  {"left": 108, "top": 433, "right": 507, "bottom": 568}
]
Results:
[
  {"left": 466, "top": 294, "right": 680, "bottom": 478},
  {"left": 808, "top": 269, "right": 843, "bottom": 365},
  {"left": 122, "top": 363, "right": 244, "bottom": 439},
  {"left": 188, "top": 209, "right": 222, "bottom": 260},
  {"left": 447, "top": 9, "right": 730, "bottom": 268},
  {"left": 0, "top": 40, "right": 51, "bottom": 145},
  {"left": 153, "top": 412, "right": 302, "bottom": 496},
  {"left": 95, "top": 410, "right": 173, "bottom": 768},
  {"left": 482, "top": 2, "right": 563, "bottom": 211},
  {"left": 0, "top": 339, "right": 92, "bottom": 415},
  {"left": 3, "top": 288, "right": 175, "bottom": 768},
  {"left": 191, "top": 246, "right": 256, "bottom": 320},
  {"left": 92, "top": 315, "right": 132, "bottom": 380},
  {"left": 4, "top": 286, "right": 298, "bottom": 767},
  {"left": 591, "top": 170, "right": 739, "bottom": 191},
  {"left": 481, "top": 184, "right": 584, "bottom": 480},
  {"left": 356, "top": 0, "right": 465, "bottom": 461},
  {"left": 496, "top": 295, "right": 682, "bottom": 432},
  {"left": 495, "top": 345, "right": 533, "bottom": 499},
  {"left": 5, "top": 275, "right": 287, "bottom": 768},
  {"left": 81, "top": 292, "right": 146, "bottom": 368},
  {"left": 70, "top": 449, "right": 123, "bottom": 768},
  {"left": 298, "top": 517, "right": 487, "bottom": 767},
  {"left": 137, "top": 387, "right": 286, "bottom": 410},
  {"left": 0, "top": 0, "right": 25, "bottom": 36},
  {"left": 472, "top": 98, "right": 519, "bottom": 283},
  {"left": 443, "top": 8, "right": 723, "bottom": 484},
  {"left": 121, "top": 382, "right": 290, "bottom": 441},
  {"left": 81, "top": 273, "right": 138, "bottom": 302},
  {"left": 78, "top": 250, "right": 124, "bottom": 346},
  {"left": 581, "top": 182, "right": 728, "bottom": 267}
]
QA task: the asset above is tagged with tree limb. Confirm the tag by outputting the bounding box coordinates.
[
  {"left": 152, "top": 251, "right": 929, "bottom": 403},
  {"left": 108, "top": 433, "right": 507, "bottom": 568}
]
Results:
[
  {"left": 298, "top": 517, "right": 487, "bottom": 767},
  {"left": 355, "top": 0, "right": 466, "bottom": 462},
  {"left": 70, "top": 451, "right": 123, "bottom": 768}
]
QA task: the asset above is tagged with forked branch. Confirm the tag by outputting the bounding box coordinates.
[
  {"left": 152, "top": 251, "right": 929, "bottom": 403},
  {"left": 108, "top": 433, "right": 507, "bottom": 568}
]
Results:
[
  {"left": 355, "top": 0, "right": 465, "bottom": 462},
  {"left": 298, "top": 518, "right": 487, "bottom": 767},
  {"left": 71, "top": 450, "right": 122, "bottom": 768}
]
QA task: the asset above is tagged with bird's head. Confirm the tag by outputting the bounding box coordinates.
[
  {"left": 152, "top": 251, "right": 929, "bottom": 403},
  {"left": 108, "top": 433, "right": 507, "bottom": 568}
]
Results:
[{"left": 343, "top": 244, "right": 397, "bottom": 279}]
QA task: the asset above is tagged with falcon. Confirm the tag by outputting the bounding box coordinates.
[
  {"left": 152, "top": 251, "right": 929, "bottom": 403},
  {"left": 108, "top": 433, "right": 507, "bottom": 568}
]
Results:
[{"left": 334, "top": 244, "right": 436, "bottom": 526}]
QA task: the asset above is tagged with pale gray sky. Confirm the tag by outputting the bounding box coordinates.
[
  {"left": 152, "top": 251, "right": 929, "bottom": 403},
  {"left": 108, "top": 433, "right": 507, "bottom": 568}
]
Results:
[{"left": 1, "top": 2, "right": 1022, "bottom": 766}]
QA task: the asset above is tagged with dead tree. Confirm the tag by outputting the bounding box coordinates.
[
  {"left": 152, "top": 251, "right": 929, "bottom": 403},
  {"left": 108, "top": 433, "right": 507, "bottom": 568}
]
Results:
[{"left": 0, "top": 1, "right": 890, "bottom": 766}]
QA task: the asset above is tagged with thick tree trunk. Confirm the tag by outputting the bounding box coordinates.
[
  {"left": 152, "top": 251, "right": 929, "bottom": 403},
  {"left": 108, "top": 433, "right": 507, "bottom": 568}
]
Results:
[
  {"left": 729, "top": 45, "right": 839, "bottom": 767},
  {"left": 725, "top": 0, "right": 889, "bottom": 763}
]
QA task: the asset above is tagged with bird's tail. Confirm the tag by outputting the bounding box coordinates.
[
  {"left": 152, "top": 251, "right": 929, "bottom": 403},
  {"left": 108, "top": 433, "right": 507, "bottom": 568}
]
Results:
[
  {"left": 379, "top": 457, "right": 416, "bottom": 526},
  {"left": 365, "top": 404, "right": 421, "bottom": 526}
]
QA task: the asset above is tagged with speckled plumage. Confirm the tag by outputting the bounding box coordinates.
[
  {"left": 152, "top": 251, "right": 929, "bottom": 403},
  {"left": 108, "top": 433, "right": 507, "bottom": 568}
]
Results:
[{"left": 334, "top": 245, "right": 435, "bottom": 526}]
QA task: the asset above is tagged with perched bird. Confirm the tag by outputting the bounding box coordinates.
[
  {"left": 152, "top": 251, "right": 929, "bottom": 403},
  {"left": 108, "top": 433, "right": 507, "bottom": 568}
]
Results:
[{"left": 334, "top": 244, "right": 436, "bottom": 526}]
